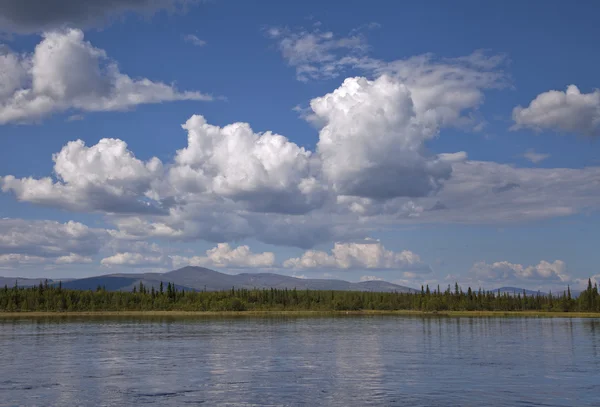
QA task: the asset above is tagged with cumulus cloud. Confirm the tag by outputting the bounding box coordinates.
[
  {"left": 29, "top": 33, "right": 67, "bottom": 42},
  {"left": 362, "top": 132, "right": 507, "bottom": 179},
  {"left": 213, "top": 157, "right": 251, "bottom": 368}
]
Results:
[
  {"left": 0, "top": 29, "right": 211, "bottom": 124},
  {"left": 1, "top": 138, "right": 165, "bottom": 214},
  {"left": 167, "top": 115, "right": 327, "bottom": 214},
  {"left": 284, "top": 240, "right": 431, "bottom": 272},
  {"left": 523, "top": 149, "right": 550, "bottom": 164},
  {"left": 268, "top": 26, "right": 508, "bottom": 132},
  {"left": 0, "top": 218, "right": 105, "bottom": 267},
  {"left": 0, "top": 0, "right": 196, "bottom": 34},
  {"left": 470, "top": 260, "right": 570, "bottom": 284},
  {"left": 171, "top": 243, "right": 275, "bottom": 269},
  {"left": 513, "top": 85, "right": 600, "bottom": 136},
  {"left": 313, "top": 75, "right": 466, "bottom": 199}
]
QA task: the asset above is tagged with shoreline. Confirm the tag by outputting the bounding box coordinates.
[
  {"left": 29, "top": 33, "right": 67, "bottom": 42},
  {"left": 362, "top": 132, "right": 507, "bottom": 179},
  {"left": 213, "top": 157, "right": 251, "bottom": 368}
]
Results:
[{"left": 1, "top": 310, "right": 600, "bottom": 318}]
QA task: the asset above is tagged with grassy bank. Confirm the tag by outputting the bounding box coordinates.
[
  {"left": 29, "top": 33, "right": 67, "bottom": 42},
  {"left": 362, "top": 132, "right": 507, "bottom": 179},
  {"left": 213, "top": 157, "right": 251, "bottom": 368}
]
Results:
[{"left": 1, "top": 310, "right": 600, "bottom": 318}]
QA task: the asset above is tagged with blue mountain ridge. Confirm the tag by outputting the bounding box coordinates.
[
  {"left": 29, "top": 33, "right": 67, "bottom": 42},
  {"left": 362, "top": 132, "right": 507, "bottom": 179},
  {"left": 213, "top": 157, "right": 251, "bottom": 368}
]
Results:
[{"left": 0, "top": 268, "right": 579, "bottom": 297}]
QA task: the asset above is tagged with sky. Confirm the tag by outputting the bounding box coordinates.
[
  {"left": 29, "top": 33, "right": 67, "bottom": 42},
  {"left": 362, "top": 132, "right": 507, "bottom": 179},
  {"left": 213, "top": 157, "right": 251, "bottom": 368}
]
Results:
[{"left": 1, "top": 0, "right": 600, "bottom": 292}]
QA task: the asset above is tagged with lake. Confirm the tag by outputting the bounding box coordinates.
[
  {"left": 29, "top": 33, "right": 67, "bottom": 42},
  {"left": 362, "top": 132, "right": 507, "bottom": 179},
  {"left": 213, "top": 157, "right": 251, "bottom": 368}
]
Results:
[{"left": 0, "top": 316, "right": 598, "bottom": 406}]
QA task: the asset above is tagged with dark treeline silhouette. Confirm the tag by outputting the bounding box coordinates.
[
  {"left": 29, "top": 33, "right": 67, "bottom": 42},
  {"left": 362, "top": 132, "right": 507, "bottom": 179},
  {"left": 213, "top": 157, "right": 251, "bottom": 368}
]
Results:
[{"left": 1, "top": 279, "right": 599, "bottom": 313}]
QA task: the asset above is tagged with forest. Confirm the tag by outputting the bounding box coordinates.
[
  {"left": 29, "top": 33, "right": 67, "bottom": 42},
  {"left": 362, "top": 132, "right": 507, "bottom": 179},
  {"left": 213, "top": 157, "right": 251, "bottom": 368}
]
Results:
[{"left": 0, "top": 280, "right": 599, "bottom": 313}]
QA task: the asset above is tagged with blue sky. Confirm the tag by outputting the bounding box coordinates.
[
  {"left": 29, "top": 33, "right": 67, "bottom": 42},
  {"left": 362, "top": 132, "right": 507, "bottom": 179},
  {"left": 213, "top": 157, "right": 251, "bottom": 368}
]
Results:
[{"left": 1, "top": 0, "right": 600, "bottom": 291}]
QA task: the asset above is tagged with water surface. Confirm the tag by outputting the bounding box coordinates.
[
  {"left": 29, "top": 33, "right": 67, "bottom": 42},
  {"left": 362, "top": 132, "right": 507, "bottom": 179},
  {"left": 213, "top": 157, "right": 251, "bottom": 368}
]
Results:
[{"left": 0, "top": 316, "right": 598, "bottom": 406}]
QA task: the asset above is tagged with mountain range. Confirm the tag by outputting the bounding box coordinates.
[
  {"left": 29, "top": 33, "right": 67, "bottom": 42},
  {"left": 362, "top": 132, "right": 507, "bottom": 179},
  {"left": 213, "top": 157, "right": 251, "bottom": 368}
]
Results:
[
  {"left": 2, "top": 267, "right": 417, "bottom": 293},
  {"left": 0, "top": 267, "right": 578, "bottom": 297}
]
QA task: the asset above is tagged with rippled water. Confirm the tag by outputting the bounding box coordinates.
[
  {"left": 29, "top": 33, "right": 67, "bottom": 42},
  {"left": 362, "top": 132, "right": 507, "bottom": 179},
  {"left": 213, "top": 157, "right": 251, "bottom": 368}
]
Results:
[{"left": 0, "top": 316, "right": 599, "bottom": 406}]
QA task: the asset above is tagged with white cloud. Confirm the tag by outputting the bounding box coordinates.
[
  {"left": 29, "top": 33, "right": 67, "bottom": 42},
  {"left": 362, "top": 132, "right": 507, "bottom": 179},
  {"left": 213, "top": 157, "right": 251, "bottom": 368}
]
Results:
[
  {"left": 313, "top": 75, "right": 466, "bottom": 199},
  {"left": 0, "top": 218, "right": 105, "bottom": 257},
  {"left": 171, "top": 243, "right": 275, "bottom": 269},
  {"left": 0, "top": 29, "right": 211, "bottom": 124},
  {"left": 432, "top": 161, "right": 600, "bottom": 223},
  {"left": 380, "top": 51, "right": 508, "bottom": 130},
  {"left": 1, "top": 138, "right": 164, "bottom": 214},
  {"left": 266, "top": 26, "right": 368, "bottom": 81},
  {"left": 268, "top": 26, "right": 508, "bottom": 134},
  {"left": 183, "top": 34, "right": 206, "bottom": 47},
  {"left": 0, "top": 254, "right": 46, "bottom": 268},
  {"left": 470, "top": 260, "right": 570, "bottom": 284},
  {"left": 513, "top": 85, "right": 600, "bottom": 136},
  {"left": 101, "top": 252, "right": 170, "bottom": 268},
  {"left": 344, "top": 161, "right": 600, "bottom": 225},
  {"left": 360, "top": 275, "right": 383, "bottom": 282},
  {"left": 0, "top": 218, "right": 105, "bottom": 267},
  {"left": 523, "top": 149, "right": 550, "bottom": 164},
  {"left": 284, "top": 240, "right": 431, "bottom": 272},
  {"left": 100, "top": 239, "right": 174, "bottom": 268},
  {"left": 55, "top": 253, "right": 93, "bottom": 264},
  {"left": 0, "top": 0, "right": 196, "bottom": 34},
  {"left": 167, "top": 115, "right": 328, "bottom": 214}
]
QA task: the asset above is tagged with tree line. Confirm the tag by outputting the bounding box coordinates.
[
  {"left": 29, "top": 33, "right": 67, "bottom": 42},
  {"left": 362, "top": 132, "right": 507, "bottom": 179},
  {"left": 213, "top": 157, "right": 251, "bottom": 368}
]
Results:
[{"left": 0, "top": 279, "right": 599, "bottom": 313}]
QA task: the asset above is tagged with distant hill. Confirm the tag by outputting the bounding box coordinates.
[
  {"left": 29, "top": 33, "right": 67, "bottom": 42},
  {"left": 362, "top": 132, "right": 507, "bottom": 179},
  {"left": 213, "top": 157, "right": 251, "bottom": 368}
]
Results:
[
  {"left": 0, "top": 277, "right": 61, "bottom": 287},
  {"left": 36, "top": 266, "right": 418, "bottom": 293},
  {"left": 492, "top": 286, "right": 581, "bottom": 298},
  {"left": 1, "top": 268, "right": 576, "bottom": 296}
]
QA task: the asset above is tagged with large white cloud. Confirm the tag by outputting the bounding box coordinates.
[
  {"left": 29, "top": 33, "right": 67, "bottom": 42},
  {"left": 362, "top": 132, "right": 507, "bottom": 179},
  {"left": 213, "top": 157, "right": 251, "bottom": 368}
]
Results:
[
  {"left": 171, "top": 243, "right": 275, "bottom": 269},
  {"left": 513, "top": 85, "right": 600, "bottom": 136},
  {"left": 1, "top": 138, "right": 164, "bottom": 213},
  {"left": 284, "top": 240, "right": 431, "bottom": 272},
  {"left": 167, "top": 115, "right": 327, "bottom": 214},
  {"left": 0, "top": 0, "right": 195, "bottom": 34},
  {"left": 313, "top": 75, "right": 466, "bottom": 199},
  {"left": 0, "top": 29, "right": 211, "bottom": 124},
  {"left": 0, "top": 218, "right": 105, "bottom": 266}
]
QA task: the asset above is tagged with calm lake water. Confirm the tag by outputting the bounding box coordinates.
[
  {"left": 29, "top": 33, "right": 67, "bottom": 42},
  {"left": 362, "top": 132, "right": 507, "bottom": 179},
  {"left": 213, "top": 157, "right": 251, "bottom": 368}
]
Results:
[{"left": 0, "top": 316, "right": 599, "bottom": 406}]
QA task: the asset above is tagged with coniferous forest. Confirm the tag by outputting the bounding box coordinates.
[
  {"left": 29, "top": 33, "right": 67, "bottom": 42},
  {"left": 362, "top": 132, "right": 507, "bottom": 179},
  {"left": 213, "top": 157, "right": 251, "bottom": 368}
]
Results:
[{"left": 0, "top": 280, "right": 599, "bottom": 313}]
